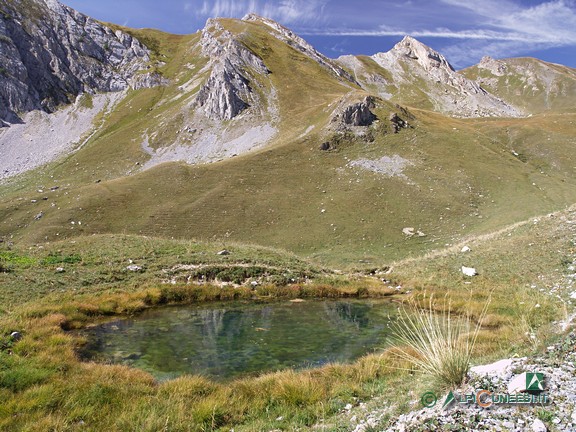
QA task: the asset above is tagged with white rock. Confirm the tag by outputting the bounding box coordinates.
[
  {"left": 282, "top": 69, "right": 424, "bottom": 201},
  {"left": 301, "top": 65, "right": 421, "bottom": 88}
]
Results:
[
  {"left": 461, "top": 245, "right": 471, "bottom": 253},
  {"left": 402, "top": 227, "right": 415, "bottom": 236},
  {"left": 470, "top": 358, "right": 513, "bottom": 377},
  {"left": 126, "top": 264, "right": 142, "bottom": 272},
  {"left": 461, "top": 266, "right": 478, "bottom": 276},
  {"left": 531, "top": 418, "right": 547, "bottom": 432},
  {"left": 508, "top": 373, "right": 527, "bottom": 393},
  {"left": 55, "top": 267, "right": 65, "bottom": 273}
]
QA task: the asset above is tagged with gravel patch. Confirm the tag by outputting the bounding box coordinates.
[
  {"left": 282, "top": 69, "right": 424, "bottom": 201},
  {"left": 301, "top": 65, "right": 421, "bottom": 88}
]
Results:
[
  {"left": 141, "top": 123, "right": 277, "bottom": 168},
  {"left": 348, "top": 155, "right": 414, "bottom": 179},
  {"left": 0, "top": 93, "right": 121, "bottom": 181}
]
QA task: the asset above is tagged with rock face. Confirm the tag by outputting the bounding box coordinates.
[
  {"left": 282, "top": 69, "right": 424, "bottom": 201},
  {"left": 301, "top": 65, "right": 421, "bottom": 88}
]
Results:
[
  {"left": 0, "top": 0, "right": 152, "bottom": 125},
  {"left": 338, "top": 36, "right": 522, "bottom": 118},
  {"left": 195, "top": 19, "right": 270, "bottom": 120},
  {"left": 341, "top": 97, "right": 377, "bottom": 126}
]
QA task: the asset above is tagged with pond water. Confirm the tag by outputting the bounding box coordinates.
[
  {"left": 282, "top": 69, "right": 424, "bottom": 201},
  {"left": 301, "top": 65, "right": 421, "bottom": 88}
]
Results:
[{"left": 78, "top": 299, "right": 400, "bottom": 381}]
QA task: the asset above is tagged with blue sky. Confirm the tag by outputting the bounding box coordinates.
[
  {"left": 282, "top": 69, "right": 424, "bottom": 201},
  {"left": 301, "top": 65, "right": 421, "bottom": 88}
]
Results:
[{"left": 61, "top": 0, "right": 576, "bottom": 69}]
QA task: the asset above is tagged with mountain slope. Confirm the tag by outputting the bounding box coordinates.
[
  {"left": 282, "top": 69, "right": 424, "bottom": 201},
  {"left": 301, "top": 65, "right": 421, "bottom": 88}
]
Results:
[
  {"left": 0, "top": 2, "right": 576, "bottom": 266},
  {"left": 0, "top": 0, "right": 159, "bottom": 126},
  {"left": 462, "top": 56, "right": 576, "bottom": 114},
  {"left": 337, "top": 36, "right": 522, "bottom": 118}
]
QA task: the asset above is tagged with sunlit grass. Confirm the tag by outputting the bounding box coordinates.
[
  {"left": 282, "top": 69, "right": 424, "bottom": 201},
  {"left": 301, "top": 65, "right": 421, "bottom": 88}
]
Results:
[{"left": 392, "top": 294, "right": 490, "bottom": 388}]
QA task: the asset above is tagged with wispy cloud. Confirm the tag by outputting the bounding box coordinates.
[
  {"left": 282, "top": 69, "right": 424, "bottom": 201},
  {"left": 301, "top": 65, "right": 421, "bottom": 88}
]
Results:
[
  {"left": 302, "top": 0, "right": 576, "bottom": 43},
  {"left": 299, "top": 0, "right": 576, "bottom": 66},
  {"left": 438, "top": 0, "right": 576, "bottom": 65},
  {"left": 190, "top": 0, "right": 328, "bottom": 25},
  {"left": 300, "top": 27, "right": 531, "bottom": 41},
  {"left": 440, "top": 0, "right": 576, "bottom": 43}
]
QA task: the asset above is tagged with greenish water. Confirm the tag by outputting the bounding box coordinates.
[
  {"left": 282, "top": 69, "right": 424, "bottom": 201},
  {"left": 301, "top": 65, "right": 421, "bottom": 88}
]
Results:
[{"left": 79, "top": 299, "right": 399, "bottom": 381}]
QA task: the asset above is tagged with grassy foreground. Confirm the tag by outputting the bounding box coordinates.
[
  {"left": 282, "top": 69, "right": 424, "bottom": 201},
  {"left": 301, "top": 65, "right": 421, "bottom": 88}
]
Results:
[{"left": 1, "top": 203, "right": 574, "bottom": 431}]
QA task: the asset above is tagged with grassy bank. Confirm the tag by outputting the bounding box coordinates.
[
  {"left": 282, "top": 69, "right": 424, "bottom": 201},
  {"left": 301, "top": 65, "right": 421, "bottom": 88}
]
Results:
[{"left": 1, "top": 204, "right": 574, "bottom": 431}]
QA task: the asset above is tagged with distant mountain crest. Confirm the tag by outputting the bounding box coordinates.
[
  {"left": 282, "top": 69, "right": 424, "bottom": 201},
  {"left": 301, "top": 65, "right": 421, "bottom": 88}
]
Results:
[{"left": 390, "top": 35, "right": 455, "bottom": 72}]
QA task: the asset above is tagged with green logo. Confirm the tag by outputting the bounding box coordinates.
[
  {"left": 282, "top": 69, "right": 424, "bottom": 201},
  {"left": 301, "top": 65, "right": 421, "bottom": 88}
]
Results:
[
  {"left": 526, "top": 373, "right": 544, "bottom": 392},
  {"left": 420, "top": 391, "right": 437, "bottom": 408},
  {"left": 442, "top": 391, "right": 455, "bottom": 409}
]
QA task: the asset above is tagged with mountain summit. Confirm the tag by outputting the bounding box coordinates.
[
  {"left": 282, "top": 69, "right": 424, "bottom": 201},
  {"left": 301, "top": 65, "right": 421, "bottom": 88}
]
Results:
[{"left": 338, "top": 36, "right": 522, "bottom": 118}]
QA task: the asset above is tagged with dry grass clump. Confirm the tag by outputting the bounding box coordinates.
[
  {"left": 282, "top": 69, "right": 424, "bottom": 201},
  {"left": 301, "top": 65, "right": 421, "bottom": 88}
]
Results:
[{"left": 392, "top": 294, "right": 490, "bottom": 388}]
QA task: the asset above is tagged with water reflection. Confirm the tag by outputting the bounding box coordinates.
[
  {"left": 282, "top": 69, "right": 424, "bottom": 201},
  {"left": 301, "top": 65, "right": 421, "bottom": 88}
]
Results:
[{"left": 79, "top": 299, "right": 397, "bottom": 381}]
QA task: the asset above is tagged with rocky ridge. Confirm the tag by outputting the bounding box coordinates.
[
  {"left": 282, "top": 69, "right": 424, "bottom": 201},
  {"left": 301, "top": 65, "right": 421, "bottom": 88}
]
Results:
[
  {"left": 243, "top": 14, "right": 358, "bottom": 86},
  {"left": 194, "top": 18, "right": 270, "bottom": 120},
  {"left": 338, "top": 36, "right": 523, "bottom": 118},
  {"left": 0, "top": 0, "right": 155, "bottom": 126},
  {"left": 463, "top": 56, "right": 576, "bottom": 113}
]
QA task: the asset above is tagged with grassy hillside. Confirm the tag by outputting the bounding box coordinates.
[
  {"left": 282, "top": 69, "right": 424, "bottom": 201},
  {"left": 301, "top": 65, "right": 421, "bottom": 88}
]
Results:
[
  {"left": 2, "top": 19, "right": 576, "bottom": 267},
  {"left": 2, "top": 107, "right": 576, "bottom": 267},
  {"left": 1, "top": 202, "right": 574, "bottom": 431},
  {"left": 462, "top": 57, "right": 576, "bottom": 114}
]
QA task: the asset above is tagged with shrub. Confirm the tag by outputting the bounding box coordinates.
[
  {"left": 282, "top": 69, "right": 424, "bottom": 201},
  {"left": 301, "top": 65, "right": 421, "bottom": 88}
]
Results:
[{"left": 392, "top": 294, "right": 490, "bottom": 388}]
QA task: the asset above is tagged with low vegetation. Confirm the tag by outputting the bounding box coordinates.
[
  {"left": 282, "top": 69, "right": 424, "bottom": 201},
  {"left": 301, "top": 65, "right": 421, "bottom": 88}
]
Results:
[
  {"left": 393, "top": 294, "right": 490, "bottom": 388},
  {"left": 0, "top": 202, "right": 573, "bottom": 430}
]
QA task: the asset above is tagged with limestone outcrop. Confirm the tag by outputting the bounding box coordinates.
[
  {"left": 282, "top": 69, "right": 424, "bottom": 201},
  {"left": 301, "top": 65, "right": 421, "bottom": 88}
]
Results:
[
  {"left": 0, "top": 0, "right": 155, "bottom": 125},
  {"left": 194, "top": 19, "right": 270, "bottom": 120}
]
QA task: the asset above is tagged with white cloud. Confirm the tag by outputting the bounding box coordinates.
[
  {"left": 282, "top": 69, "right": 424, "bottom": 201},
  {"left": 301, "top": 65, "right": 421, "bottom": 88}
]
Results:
[
  {"left": 440, "top": 0, "right": 576, "bottom": 44},
  {"left": 299, "top": 0, "right": 576, "bottom": 66},
  {"left": 194, "top": 0, "right": 328, "bottom": 25},
  {"left": 436, "top": 0, "right": 576, "bottom": 66}
]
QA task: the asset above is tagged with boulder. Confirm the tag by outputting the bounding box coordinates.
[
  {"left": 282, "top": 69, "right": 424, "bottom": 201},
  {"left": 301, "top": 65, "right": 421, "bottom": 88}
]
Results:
[
  {"left": 402, "top": 227, "right": 415, "bottom": 236},
  {"left": 461, "top": 266, "right": 478, "bottom": 276},
  {"left": 340, "top": 97, "right": 377, "bottom": 126},
  {"left": 470, "top": 358, "right": 513, "bottom": 378},
  {"left": 531, "top": 418, "right": 547, "bottom": 432},
  {"left": 389, "top": 112, "right": 407, "bottom": 132},
  {"left": 126, "top": 264, "right": 143, "bottom": 272}
]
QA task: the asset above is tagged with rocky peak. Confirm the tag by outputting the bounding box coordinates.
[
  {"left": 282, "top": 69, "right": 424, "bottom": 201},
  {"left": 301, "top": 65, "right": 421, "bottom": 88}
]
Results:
[
  {"left": 388, "top": 36, "right": 455, "bottom": 72},
  {"left": 194, "top": 19, "right": 269, "bottom": 120},
  {"left": 477, "top": 56, "right": 508, "bottom": 76},
  {"left": 0, "top": 0, "right": 155, "bottom": 125},
  {"left": 369, "top": 36, "right": 522, "bottom": 118}
]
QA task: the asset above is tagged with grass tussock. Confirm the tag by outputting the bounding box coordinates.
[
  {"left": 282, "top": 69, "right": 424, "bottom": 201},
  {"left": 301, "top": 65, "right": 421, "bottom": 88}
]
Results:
[{"left": 392, "top": 294, "right": 490, "bottom": 389}]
